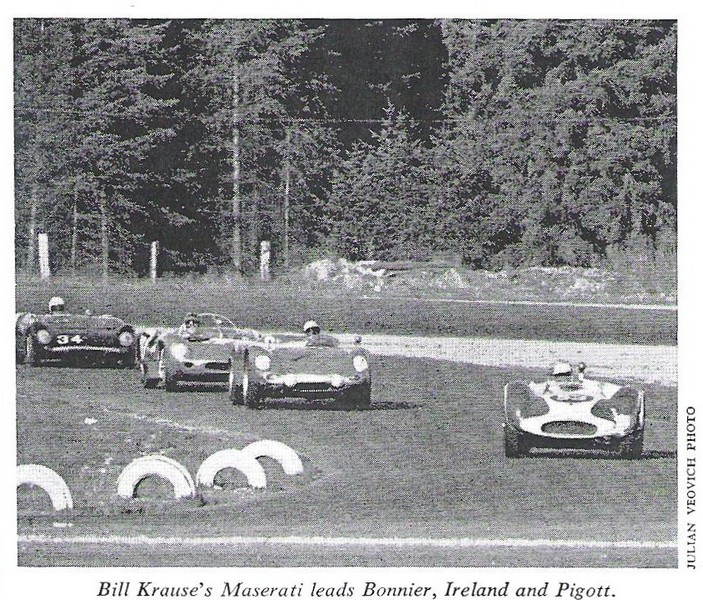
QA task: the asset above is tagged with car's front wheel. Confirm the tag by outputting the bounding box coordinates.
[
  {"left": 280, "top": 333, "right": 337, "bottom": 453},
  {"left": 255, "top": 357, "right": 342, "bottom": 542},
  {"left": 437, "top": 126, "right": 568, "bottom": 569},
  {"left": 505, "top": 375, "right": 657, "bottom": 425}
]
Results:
[
  {"left": 158, "top": 353, "right": 179, "bottom": 392},
  {"left": 141, "top": 362, "right": 160, "bottom": 389},
  {"left": 24, "top": 336, "right": 39, "bottom": 366},
  {"left": 504, "top": 423, "right": 529, "bottom": 458},
  {"left": 244, "top": 381, "right": 265, "bottom": 410},
  {"left": 617, "top": 427, "right": 644, "bottom": 459},
  {"left": 229, "top": 362, "right": 245, "bottom": 406},
  {"left": 339, "top": 381, "right": 371, "bottom": 410}
]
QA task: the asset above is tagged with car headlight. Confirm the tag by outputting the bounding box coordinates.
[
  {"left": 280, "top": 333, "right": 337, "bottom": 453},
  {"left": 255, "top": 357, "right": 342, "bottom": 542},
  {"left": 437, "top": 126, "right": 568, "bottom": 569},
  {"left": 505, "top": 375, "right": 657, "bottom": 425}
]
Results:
[
  {"left": 36, "top": 329, "right": 51, "bottom": 345},
  {"left": 254, "top": 354, "right": 271, "bottom": 371},
  {"left": 169, "top": 343, "right": 189, "bottom": 361},
  {"left": 118, "top": 331, "right": 135, "bottom": 347},
  {"left": 353, "top": 355, "right": 369, "bottom": 372}
]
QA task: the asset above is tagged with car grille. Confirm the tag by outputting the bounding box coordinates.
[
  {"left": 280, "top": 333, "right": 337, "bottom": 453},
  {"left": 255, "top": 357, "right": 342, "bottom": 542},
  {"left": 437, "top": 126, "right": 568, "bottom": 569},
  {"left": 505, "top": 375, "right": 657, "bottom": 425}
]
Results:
[
  {"left": 204, "top": 362, "right": 230, "bottom": 371},
  {"left": 541, "top": 421, "right": 598, "bottom": 436},
  {"left": 294, "top": 383, "right": 335, "bottom": 393}
]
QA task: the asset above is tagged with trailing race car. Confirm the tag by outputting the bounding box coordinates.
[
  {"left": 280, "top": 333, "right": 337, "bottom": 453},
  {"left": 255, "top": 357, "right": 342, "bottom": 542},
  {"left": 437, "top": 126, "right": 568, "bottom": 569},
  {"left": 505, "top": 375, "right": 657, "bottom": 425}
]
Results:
[
  {"left": 228, "top": 330, "right": 371, "bottom": 410},
  {"left": 139, "top": 313, "right": 263, "bottom": 391},
  {"left": 15, "top": 310, "right": 138, "bottom": 367},
  {"left": 503, "top": 362, "right": 645, "bottom": 459}
]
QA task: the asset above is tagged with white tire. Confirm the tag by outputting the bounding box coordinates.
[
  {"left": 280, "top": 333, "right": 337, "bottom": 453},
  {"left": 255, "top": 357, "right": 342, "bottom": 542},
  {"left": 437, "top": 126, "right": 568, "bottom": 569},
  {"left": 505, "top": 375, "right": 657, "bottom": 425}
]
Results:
[
  {"left": 241, "top": 440, "right": 304, "bottom": 476},
  {"left": 17, "top": 464, "right": 73, "bottom": 511},
  {"left": 196, "top": 449, "right": 267, "bottom": 490},
  {"left": 116, "top": 455, "right": 195, "bottom": 499}
]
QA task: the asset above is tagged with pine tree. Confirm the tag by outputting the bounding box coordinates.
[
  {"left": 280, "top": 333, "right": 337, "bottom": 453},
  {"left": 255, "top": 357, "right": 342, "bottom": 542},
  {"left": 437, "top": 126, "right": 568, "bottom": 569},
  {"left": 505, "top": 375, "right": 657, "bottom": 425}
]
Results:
[{"left": 328, "top": 105, "right": 433, "bottom": 261}]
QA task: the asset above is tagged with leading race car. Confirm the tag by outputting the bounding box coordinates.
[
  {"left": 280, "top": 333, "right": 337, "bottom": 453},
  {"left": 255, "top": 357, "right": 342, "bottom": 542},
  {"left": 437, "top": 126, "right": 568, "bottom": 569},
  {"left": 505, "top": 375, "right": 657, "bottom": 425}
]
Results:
[
  {"left": 228, "top": 330, "right": 371, "bottom": 410},
  {"left": 15, "top": 310, "right": 138, "bottom": 367},
  {"left": 503, "top": 362, "right": 645, "bottom": 459},
  {"left": 139, "top": 313, "right": 263, "bottom": 391}
]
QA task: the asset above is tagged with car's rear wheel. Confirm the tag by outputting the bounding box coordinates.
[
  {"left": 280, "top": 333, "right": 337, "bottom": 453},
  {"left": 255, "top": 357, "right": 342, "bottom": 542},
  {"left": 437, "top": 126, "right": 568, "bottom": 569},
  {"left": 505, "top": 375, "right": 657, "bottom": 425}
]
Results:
[{"left": 504, "top": 423, "right": 529, "bottom": 458}]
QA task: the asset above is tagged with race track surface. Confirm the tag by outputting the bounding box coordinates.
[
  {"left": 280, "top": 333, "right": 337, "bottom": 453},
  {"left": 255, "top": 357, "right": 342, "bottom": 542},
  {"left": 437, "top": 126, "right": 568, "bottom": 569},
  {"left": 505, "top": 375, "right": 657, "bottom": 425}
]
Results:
[{"left": 16, "top": 334, "right": 677, "bottom": 568}]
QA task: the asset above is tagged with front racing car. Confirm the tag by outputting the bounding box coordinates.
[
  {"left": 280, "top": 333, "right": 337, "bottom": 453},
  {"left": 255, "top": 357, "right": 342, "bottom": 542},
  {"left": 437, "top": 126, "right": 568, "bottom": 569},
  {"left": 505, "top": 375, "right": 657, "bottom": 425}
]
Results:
[
  {"left": 16, "top": 312, "right": 137, "bottom": 367},
  {"left": 503, "top": 363, "right": 645, "bottom": 459},
  {"left": 228, "top": 333, "right": 371, "bottom": 410}
]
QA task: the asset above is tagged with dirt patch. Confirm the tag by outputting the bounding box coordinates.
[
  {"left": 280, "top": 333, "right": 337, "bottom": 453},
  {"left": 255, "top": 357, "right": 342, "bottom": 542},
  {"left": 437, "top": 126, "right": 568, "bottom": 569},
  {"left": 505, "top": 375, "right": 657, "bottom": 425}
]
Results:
[{"left": 339, "top": 333, "right": 676, "bottom": 387}]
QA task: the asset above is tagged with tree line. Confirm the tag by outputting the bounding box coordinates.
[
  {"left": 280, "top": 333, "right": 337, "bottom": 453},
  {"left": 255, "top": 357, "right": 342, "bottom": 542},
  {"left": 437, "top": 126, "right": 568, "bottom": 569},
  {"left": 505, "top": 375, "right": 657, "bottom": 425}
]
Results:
[{"left": 14, "top": 19, "right": 676, "bottom": 275}]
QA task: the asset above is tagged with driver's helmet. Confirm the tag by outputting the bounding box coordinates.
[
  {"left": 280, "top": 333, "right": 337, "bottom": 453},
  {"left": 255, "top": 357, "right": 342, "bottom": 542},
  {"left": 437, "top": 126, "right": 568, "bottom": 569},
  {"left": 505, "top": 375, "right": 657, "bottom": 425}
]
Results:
[
  {"left": 184, "top": 313, "right": 201, "bottom": 326},
  {"left": 303, "top": 320, "right": 321, "bottom": 335},
  {"left": 551, "top": 361, "right": 573, "bottom": 377},
  {"left": 182, "top": 313, "right": 201, "bottom": 335},
  {"left": 48, "top": 296, "right": 65, "bottom": 314}
]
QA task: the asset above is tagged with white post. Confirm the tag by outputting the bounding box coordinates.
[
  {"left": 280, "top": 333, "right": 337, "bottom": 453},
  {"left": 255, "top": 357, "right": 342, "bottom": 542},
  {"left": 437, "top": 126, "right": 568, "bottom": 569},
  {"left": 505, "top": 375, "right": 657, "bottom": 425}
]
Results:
[
  {"left": 150, "top": 241, "right": 159, "bottom": 283},
  {"left": 260, "top": 240, "right": 271, "bottom": 281},
  {"left": 38, "top": 233, "right": 50, "bottom": 279}
]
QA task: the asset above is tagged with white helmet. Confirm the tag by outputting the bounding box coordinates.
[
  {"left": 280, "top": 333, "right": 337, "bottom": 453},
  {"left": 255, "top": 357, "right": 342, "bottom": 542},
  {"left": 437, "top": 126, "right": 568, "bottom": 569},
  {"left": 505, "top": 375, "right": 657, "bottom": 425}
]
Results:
[
  {"left": 552, "top": 361, "right": 572, "bottom": 377},
  {"left": 303, "top": 320, "right": 320, "bottom": 334},
  {"left": 48, "top": 296, "right": 65, "bottom": 313}
]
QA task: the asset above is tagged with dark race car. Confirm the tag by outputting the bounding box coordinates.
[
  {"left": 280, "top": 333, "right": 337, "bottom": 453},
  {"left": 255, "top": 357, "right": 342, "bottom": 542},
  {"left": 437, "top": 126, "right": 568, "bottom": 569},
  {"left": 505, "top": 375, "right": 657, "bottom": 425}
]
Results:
[
  {"left": 15, "top": 311, "right": 138, "bottom": 367},
  {"left": 503, "top": 362, "right": 645, "bottom": 459},
  {"left": 139, "top": 313, "right": 263, "bottom": 391},
  {"left": 228, "top": 332, "right": 371, "bottom": 410}
]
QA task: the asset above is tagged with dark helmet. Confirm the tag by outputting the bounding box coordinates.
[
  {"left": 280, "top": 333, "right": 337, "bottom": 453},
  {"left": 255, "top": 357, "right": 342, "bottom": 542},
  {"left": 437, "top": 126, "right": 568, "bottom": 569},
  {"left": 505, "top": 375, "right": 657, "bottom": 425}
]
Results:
[{"left": 183, "top": 313, "right": 201, "bottom": 327}]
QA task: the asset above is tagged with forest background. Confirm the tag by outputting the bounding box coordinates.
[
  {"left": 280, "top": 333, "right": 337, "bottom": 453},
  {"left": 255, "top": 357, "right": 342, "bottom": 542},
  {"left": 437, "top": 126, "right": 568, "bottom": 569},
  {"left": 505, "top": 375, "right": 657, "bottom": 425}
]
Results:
[{"left": 14, "top": 19, "right": 677, "bottom": 278}]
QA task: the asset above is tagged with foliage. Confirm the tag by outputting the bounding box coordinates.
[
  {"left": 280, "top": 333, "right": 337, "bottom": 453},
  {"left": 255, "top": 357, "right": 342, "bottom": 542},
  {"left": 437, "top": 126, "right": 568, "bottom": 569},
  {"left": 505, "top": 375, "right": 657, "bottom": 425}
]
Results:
[
  {"left": 436, "top": 19, "right": 677, "bottom": 268},
  {"left": 14, "top": 19, "right": 677, "bottom": 275},
  {"left": 327, "top": 105, "right": 435, "bottom": 261}
]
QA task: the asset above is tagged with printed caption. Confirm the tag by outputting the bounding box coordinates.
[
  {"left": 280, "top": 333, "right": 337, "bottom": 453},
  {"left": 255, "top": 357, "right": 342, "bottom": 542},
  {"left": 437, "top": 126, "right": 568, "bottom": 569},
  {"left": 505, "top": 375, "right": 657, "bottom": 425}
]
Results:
[{"left": 97, "top": 580, "right": 616, "bottom": 600}]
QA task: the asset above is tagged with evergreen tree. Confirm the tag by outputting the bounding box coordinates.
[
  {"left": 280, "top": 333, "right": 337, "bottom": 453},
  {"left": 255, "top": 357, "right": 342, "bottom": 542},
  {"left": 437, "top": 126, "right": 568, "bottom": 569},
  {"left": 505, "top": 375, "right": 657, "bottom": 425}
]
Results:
[
  {"left": 437, "top": 19, "right": 676, "bottom": 267},
  {"left": 184, "top": 20, "right": 324, "bottom": 272},
  {"left": 328, "top": 105, "right": 433, "bottom": 261}
]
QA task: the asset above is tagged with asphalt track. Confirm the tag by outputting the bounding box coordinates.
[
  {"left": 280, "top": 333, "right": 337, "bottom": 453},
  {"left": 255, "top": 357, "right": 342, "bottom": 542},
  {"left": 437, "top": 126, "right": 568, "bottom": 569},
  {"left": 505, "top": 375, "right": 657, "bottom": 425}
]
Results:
[{"left": 16, "top": 333, "right": 677, "bottom": 568}]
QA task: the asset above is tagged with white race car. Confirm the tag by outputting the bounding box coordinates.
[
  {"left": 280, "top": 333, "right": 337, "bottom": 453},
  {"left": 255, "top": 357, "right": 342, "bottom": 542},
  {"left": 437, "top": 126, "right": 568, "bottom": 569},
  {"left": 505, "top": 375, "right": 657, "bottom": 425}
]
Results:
[{"left": 503, "top": 362, "right": 644, "bottom": 459}]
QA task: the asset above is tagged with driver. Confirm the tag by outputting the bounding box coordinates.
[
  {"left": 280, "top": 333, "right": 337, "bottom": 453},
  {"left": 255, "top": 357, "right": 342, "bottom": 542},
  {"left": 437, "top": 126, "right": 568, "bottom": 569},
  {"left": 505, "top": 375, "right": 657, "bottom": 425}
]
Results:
[
  {"left": 303, "top": 320, "right": 321, "bottom": 339},
  {"left": 178, "top": 313, "right": 202, "bottom": 337},
  {"left": 303, "top": 320, "right": 338, "bottom": 347},
  {"left": 48, "top": 296, "right": 67, "bottom": 314}
]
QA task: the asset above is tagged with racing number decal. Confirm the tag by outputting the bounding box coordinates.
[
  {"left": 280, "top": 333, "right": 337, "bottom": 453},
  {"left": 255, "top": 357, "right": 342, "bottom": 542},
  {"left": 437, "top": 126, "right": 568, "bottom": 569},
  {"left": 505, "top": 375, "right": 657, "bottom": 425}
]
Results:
[{"left": 56, "top": 334, "right": 84, "bottom": 345}]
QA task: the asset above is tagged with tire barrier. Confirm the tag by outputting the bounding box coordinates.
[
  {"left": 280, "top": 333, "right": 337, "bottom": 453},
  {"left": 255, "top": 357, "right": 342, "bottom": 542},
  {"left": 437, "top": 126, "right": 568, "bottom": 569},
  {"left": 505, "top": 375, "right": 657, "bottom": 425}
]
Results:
[
  {"left": 17, "top": 464, "right": 74, "bottom": 511},
  {"left": 195, "top": 449, "right": 267, "bottom": 490},
  {"left": 117, "top": 455, "right": 196, "bottom": 499},
  {"left": 240, "top": 440, "right": 304, "bottom": 476}
]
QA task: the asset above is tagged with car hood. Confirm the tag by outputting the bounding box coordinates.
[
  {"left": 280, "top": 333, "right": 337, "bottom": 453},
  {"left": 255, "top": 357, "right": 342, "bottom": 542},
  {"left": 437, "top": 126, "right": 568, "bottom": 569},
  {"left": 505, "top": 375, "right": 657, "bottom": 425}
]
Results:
[
  {"left": 264, "top": 344, "right": 366, "bottom": 375},
  {"left": 168, "top": 337, "right": 239, "bottom": 361},
  {"left": 39, "top": 314, "right": 128, "bottom": 333}
]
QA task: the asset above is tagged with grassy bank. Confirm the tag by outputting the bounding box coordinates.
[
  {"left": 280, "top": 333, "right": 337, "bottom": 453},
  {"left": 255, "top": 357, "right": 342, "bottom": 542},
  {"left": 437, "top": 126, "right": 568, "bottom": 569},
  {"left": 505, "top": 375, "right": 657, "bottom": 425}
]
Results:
[{"left": 16, "top": 273, "right": 676, "bottom": 345}]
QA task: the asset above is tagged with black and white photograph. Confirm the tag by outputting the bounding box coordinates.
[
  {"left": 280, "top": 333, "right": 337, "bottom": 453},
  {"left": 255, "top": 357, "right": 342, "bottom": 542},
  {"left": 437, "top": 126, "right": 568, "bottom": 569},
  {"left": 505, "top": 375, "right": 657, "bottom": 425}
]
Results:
[{"left": 3, "top": 1, "right": 700, "bottom": 597}]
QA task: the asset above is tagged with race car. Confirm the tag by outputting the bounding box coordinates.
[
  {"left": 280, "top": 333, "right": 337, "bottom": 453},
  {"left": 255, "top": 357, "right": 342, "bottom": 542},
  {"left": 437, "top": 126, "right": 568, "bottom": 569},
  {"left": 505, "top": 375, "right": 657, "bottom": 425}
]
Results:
[
  {"left": 139, "top": 313, "right": 263, "bottom": 391},
  {"left": 15, "top": 310, "right": 138, "bottom": 367},
  {"left": 228, "top": 331, "right": 371, "bottom": 410},
  {"left": 502, "top": 362, "right": 645, "bottom": 459}
]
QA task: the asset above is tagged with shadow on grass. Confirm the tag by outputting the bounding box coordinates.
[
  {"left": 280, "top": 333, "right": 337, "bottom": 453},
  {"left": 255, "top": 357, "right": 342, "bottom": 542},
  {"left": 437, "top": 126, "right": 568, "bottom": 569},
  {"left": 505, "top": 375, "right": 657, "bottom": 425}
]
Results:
[
  {"left": 249, "top": 398, "right": 419, "bottom": 411},
  {"left": 19, "top": 362, "right": 137, "bottom": 370},
  {"left": 523, "top": 449, "right": 677, "bottom": 460}
]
